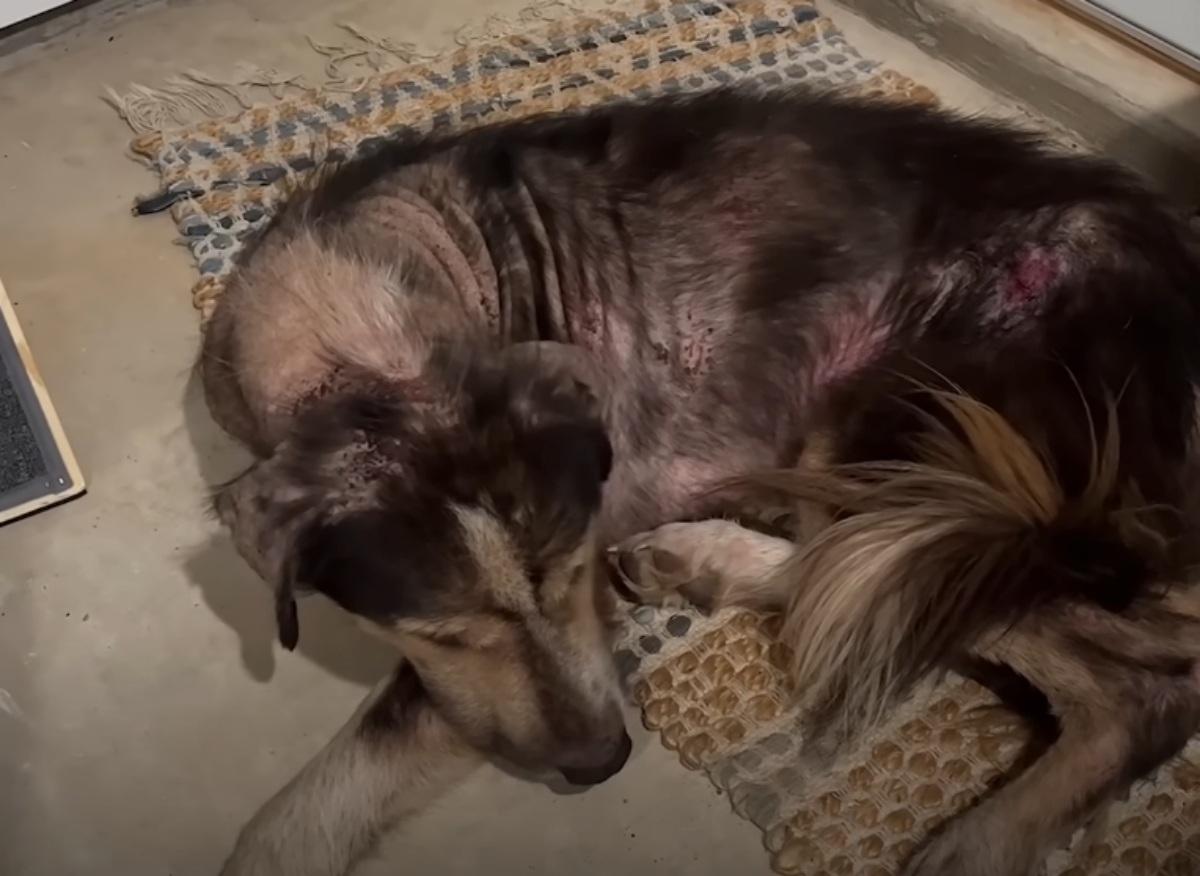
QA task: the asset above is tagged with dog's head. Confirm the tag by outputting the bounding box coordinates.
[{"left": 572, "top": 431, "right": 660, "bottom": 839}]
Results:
[{"left": 214, "top": 344, "right": 630, "bottom": 785}]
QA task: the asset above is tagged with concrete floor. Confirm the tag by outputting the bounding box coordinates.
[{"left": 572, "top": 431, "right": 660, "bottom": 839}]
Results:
[{"left": 0, "top": 1, "right": 1193, "bottom": 874}]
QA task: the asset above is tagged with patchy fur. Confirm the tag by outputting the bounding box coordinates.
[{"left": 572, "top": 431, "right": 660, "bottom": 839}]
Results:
[
  {"left": 202, "top": 87, "right": 1200, "bottom": 875},
  {"left": 212, "top": 346, "right": 627, "bottom": 785}
]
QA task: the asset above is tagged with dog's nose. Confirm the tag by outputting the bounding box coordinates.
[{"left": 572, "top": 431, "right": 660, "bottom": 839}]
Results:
[{"left": 558, "top": 729, "right": 633, "bottom": 786}]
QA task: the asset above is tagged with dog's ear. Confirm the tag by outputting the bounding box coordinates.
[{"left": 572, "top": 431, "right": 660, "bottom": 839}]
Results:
[
  {"left": 514, "top": 413, "right": 612, "bottom": 563},
  {"left": 212, "top": 457, "right": 311, "bottom": 650},
  {"left": 467, "top": 344, "right": 613, "bottom": 560},
  {"left": 274, "top": 553, "right": 301, "bottom": 651},
  {"left": 502, "top": 341, "right": 609, "bottom": 411},
  {"left": 523, "top": 418, "right": 613, "bottom": 493},
  {"left": 502, "top": 340, "right": 612, "bottom": 484}
]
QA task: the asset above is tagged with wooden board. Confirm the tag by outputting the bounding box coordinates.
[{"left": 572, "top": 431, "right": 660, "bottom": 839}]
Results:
[
  {"left": 1043, "top": 0, "right": 1200, "bottom": 82},
  {"left": 0, "top": 0, "right": 74, "bottom": 32},
  {"left": 0, "top": 276, "right": 84, "bottom": 524}
]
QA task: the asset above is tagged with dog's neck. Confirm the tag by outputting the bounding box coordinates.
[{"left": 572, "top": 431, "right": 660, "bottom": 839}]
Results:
[
  {"left": 472, "top": 180, "right": 569, "bottom": 345},
  {"left": 385, "top": 165, "right": 614, "bottom": 350},
  {"left": 359, "top": 181, "right": 503, "bottom": 337}
]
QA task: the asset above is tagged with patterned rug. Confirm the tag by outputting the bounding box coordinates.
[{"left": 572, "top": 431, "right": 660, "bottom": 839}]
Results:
[{"left": 115, "top": 1, "right": 1200, "bottom": 873}]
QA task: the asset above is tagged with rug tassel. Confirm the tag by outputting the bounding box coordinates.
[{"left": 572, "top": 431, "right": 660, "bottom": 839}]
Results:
[
  {"left": 183, "top": 66, "right": 311, "bottom": 108},
  {"left": 309, "top": 21, "right": 445, "bottom": 92},
  {"left": 103, "top": 66, "right": 307, "bottom": 135},
  {"left": 104, "top": 0, "right": 723, "bottom": 134},
  {"left": 103, "top": 81, "right": 232, "bottom": 135},
  {"left": 452, "top": 0, "right": 594, "bottom": 47}
]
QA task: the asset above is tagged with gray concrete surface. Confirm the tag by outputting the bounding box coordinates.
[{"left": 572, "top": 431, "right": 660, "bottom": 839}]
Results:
[
  {"left": 0, "top": 0, "right": 1194, "bottom": 874},
  {"left": 830, "top": 0, "right": 1200, "bottom": 203}
]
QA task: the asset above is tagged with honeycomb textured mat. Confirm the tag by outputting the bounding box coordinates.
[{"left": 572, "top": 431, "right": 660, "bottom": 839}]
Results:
[
  {"left": 614, "top": 606, "right": 1200, "bottom": 874},
  {"left": 122, "top": 0, "right": 1200, "bottom": 871}
]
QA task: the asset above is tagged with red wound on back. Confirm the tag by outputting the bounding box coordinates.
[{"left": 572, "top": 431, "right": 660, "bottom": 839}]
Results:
[{"left": 1004, "top": 246, "right": 1062, "bottom": 306}]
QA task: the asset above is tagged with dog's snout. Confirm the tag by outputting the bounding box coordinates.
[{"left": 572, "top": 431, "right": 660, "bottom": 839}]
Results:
[{"left": 558, "top": 728, "right": 632, "bottom": 786}]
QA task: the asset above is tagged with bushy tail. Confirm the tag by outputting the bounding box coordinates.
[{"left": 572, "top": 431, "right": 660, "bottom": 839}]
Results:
[{"left": 730, "top": 391, "right": 1174, "bottom": 728}]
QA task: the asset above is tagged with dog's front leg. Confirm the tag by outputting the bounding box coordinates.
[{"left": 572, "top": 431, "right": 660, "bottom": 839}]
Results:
[
  {"left": 607, "top": 520, "right": 798, "bottom": 611},
  {"left": 220, "top": 662, "right": 480, "bottom": 876}
]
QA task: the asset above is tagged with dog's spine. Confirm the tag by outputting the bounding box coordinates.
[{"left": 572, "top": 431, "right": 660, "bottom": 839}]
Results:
[{"left": 743, "top": 391, "right": 1177, "bottom": 729}]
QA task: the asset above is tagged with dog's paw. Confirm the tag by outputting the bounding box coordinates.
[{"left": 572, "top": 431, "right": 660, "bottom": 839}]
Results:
[{"left": 606, "top": 523, "right": 721, "bottom": 609}]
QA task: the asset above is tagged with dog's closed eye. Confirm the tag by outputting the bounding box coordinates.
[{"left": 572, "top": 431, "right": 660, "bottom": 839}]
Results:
[
  {"left": 402, "top": 615, "right": 513, "bottom": 650},
  {"left": 538, "top": 562, "right": 591, "bottom": 619},
  {"left": 425, "top": 630, "right": 471, "bottom": 649}
]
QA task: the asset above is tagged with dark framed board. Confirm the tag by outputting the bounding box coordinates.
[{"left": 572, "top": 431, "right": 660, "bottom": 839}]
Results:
[{"left": 0, "top": 277, "right": 84, "bottom": 524}]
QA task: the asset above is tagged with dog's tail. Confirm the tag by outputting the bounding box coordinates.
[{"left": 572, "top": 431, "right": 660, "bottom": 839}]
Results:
[{"left": 728, "top": 390, "right": 1177, "bottom": 729}]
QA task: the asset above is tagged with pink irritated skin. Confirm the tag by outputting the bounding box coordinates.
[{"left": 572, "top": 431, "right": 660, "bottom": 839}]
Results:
[
  {"left": 1003, "top": 246, "right": 1064, "bottom": 309},
  {"left": 809, "top": 247, "right": 1065, "bottom": 400}
]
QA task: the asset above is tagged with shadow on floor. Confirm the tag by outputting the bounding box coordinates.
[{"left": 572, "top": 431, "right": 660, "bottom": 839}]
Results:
[{"left": 179, "top": 363, "right": 395, "bottom": 686}]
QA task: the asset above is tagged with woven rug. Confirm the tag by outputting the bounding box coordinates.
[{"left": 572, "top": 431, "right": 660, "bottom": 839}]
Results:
[{"left": 116, "top": 2, "right": 1200, "bottom": 873}]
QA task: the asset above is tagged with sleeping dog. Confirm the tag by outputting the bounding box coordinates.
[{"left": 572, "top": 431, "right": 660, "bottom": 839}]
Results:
[{"left": 203, "top": 88, "right": 1200, "bottom": 875}]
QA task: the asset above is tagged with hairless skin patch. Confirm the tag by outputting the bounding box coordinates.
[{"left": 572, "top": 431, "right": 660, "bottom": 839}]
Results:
[{"left": 1003, "top": 245, "right": 1064, "bottom": 310}]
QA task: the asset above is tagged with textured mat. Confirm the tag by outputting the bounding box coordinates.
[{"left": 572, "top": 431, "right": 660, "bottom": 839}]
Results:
[{"left": 117, "top": 1, "right": 1200, "bottom": 872}]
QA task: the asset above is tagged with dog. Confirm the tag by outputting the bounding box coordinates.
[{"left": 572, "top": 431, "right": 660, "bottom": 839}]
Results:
[{"left": 203, "top": 88, "right": 1200, "bottom": 875}]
